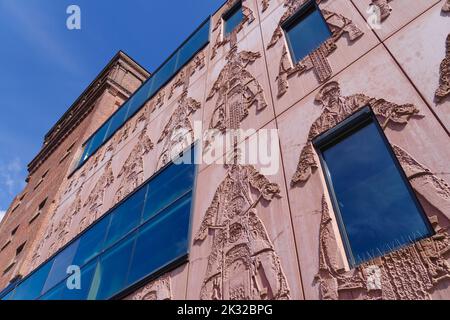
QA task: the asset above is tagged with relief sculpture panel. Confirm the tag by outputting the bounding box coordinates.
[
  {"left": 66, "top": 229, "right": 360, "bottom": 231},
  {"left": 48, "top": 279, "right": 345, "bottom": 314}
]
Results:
[{"left": 290, "top": 81, "right": 450, "bottom": 299}]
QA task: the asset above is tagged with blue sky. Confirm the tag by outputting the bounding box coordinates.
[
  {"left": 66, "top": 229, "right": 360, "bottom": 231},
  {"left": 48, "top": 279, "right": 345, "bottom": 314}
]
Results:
[{"left": 0, "top": 0, "right": 225, "bottom": 218}]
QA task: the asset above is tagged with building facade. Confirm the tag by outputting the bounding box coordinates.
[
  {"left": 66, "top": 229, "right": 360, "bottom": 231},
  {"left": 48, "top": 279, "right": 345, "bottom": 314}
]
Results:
[{"left": 0, "top": 0, "right": 449, "bottom": 300}]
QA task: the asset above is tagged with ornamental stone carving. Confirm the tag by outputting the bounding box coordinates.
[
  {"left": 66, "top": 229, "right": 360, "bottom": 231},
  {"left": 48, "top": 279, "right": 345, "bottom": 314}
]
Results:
[
  {"left": 206, "top": 46, "right": 267, "bottom": 136},
  {"left": 291, "top": 81, "right": 422, "bottom": 186},
  {"left": 195, "top": 164, "right": 291, "bottom": 300},
  {"left": 370, "top": 0, "right": 394, "bottom": 21},
  {"left": 157, "top": 91, "right": 200, "bottom": 170},
  {"left": 114, "top": 128, "right": 153, "bottom": 204},
  {"left": 211, "top": 0, "right": 255, "bottom": 60},
  {"left": 168, "top": 51, "right": 206, "bottom": 100},
  {"left": 442, "top": 0, "right": 450, "bottom": 12},
  {"left": 129, "top": 275, "right": 172, "bottom": 300},
  {"left": 267, "top": 0, "right": 364, "bottom": 96},
  {"left": 316, "top": 160, "right": 450, "bottom": 300},
  {"left": 80, "top": 159, "right": 114, "bottom": 231},
  {"left": 435, "top": 34, "right": 450, "bottom": 103}
]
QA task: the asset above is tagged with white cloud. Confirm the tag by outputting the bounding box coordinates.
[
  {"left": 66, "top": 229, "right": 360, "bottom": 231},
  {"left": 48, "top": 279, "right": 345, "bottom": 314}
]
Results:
[{"left": 0, "top": 210, "right": 6, "bottom": 223}]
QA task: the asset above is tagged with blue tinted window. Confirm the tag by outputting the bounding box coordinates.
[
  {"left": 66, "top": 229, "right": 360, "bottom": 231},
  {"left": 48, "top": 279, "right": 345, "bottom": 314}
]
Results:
[
  {"left": 91, "top": 235, "right": 135, "bottom": 300},
  {"left": 178, "top": 20, "right": 211, "bottom": 68},
  {"left": 224, "top": 3, "right": 243, "bottom": 36},
  {"left": 127, "top": 193, "right": 191, "bottom": 285},
  {"left": 60, "top": 260, "right": 97, "bottom": 300},
  {"left": 40, "top": 282, "right": 64, "bottom": 300},
  {"left": 72, "top": 215, "right": 110, "bottom": 267},
  {"left": 319, "top": 119, "right": 432, "bottom": 266},
  {"left": 89, "top": 121, "right": 111, "bottom": 155},
  {"left": 12, "top": 260, "right": 53, "bottom": 300},
  {"left": 285, "top": 2, "right": 331, "bottom": 63},
  {"left": 106, "top": 104, "right": 130, "bottom": 139},
  {"left": 151, "top": 55, "right": 178, "bottom": 96},
  {"left": 42, "top": 240, "right": 79, "bottom": 293},
  {"left": 80, "top": 138, "right": 93, "bottom": 164},
  {"left": 104, "top": 185, "right": 147, "bottom": 248},
  {"left": 143, "top": 163, "right": 195, "bottom": 221},
  {"left": 127, "top": 80, "right": 153, "bottom": 118}
]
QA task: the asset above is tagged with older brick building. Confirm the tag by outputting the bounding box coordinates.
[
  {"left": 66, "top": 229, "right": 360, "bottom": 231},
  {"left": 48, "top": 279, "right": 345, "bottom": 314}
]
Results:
[{"left": 0, "top": 0, "right": 449, "bottom": 300}]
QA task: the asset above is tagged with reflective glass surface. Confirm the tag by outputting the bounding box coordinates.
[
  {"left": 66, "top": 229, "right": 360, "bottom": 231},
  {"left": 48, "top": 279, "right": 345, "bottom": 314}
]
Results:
[
  {"left": 127, "top": 193, "right": 192, "bottom": 285},
  {"left": 285, "top": 3, "right": 331, "bottom": 63},
  {"left": 224, "top": 3, "right": 243, "bottom": 36},
  {"left": 321, "top": 121, "right": 432, "bottom": 265}
]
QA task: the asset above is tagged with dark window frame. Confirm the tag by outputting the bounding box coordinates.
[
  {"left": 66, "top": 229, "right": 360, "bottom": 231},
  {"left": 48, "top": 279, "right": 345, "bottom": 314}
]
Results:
[
  {"left": 282, "top": 0, "right": 332, "bottom": 64},
  {"left": 313, "top": 106, "right": 434, "bottom": 268},
  {"left": 222, "top": 1, "right": 243, "bottom": 36}
]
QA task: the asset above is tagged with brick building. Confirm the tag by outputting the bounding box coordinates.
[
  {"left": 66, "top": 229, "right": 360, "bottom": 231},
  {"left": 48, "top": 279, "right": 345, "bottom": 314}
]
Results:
[{"left": 0, "top": 0, "right": 449, "bottom": 300}]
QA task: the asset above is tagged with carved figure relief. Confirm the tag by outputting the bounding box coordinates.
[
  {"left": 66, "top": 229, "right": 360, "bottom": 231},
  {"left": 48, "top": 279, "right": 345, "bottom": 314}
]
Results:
[
  {"left": 80, "top": 159, "right": 114, "bottom": 231},
  {"left": 435, "top": 34, "right": 450, "bottom": 103},
  {"left": 261, "top": 0, "right": 270, "bottom": 12},
  {"left": 267, "top": 0, "right": 364, "bottom": 96},
  {"left": 130, "top": 275, "right": 172, "bottom": 300},
  {"left": 211, "top": 0, "right": 255, "bottom": 59},
  {"left": 195, "top": 164, "right": 291, "bottom": 300},
  {"left": 206, "top": 46, "right": 267, "bottom": 136},
  {"left": 289, "top": 81, "right": 450, "bottom": 299},
  {"left": 291, "top": 81, "right": 422, "bottom": 185},
  {"left": 168, "top": 51, "right": 205, "bottom": 100},
  {"left": 157, "top": 91, "right": 200, "bottom": 170},
  {"left": 114, "top": 128, "right": 153, "bottom": 204},
  {"left": 370, "top": 0, "right": 394, "bottom": 21}
]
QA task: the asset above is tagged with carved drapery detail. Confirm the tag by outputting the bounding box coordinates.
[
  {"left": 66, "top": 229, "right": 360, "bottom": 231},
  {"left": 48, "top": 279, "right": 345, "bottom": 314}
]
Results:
[
  {"left": 80, "top": 160, "right": 114, "bottom": 231},
  {"left": 207, "top": 46, "right": 267, "bottom": 136},
  {"left": 157, "top": 92, "right": 200, "bottom": 170},
  {"left": 114, "top": 129, "right": 153, "bottom": 205},
  {"left": 129, "top": 275, "right": 172, "bottom": 300},
  {"left": 211, "top": 0, "right": 255, "bottom": 60},
  {"left": 195, "top": 164, "right": 291, "bottom": 300},
  {"left": 291, "top": 81, "right": 422, "bottom": 186},
  {"left": 435, "top": 34, "right": 450, "bottom": 103},
  {"left": 370, "top": 0, "right": 394, "bottom": 21},
  {"left": 267, "top": 0, "right": 364, "bottom": 96}
]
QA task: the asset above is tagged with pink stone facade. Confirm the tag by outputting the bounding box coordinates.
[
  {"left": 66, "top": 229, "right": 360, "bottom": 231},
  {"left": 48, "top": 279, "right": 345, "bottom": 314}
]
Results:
[{"left": 1, "top": 0, "right": 449, "bottom": 300}]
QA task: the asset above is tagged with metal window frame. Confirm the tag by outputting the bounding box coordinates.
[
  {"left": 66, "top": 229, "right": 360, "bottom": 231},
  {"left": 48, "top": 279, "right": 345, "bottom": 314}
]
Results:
[
  {"left": 313, "top": 106, "right": 434, "bottom": 268},
  {"left": 282, "top": 0, "right": 332, "bottom": 64}
]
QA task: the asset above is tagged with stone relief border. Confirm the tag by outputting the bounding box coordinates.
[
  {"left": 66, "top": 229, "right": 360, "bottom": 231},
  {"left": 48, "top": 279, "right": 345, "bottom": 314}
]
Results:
[
  {"left": 266, "top": 0, "right": 364, "bottom": 97},
  {"left": 128, "top": 274, "right": 172, "bottom": 300},
  {"left": 290, "top": 80, "right": 450, "bottom": 299},
  {"left": 435, "top": 33, "right": 450, "bottom": 103}
]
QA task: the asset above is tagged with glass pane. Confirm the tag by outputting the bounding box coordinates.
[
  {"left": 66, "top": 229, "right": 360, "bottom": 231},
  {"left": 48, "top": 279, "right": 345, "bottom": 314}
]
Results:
[
  {"left": 178, "top": 19, "right": 210, "bottom": 69},
  {"left": 151, "top": 54, "right": 178, "bottom": 97},
  {"left": 127, "top": 192, "right": 191, "bottom": 285},
  {"left": 127, "top": 80, "right": 153, "bottom": 118},
  {"left": 60, "top": 260, "right": 97, "bottom": 300},
  {"left": 40, "top": 282, "right": 64, "bottom": 300},
  {"left": 104, "top": 186, "right": 147, "bottom": 249},
  {"left": 11, "top": 260, "right": 53, "bottom": 300},
  {"left": 322, "top": 121, "right": 432, "bottom": 265},
  {"left": 224, "top": 4, "right": 243, "bottom": 36},
  {"left": 286, "top": 4, "right": 331, "bottom": 63},
  {"left": 143, "top": 163, "right": 195, "bottom": 221},
  {"left": 72, "top": 215, "right": 110, "bottom": 267},
  {"left": 90, "top": 234, "right": 135, "bottom": 300},
  {"left": 80, "top": 137, "right": 93, "bottom": 164},
  {"left": 106, "top": 104, "right": 130, "bottom": 140},
  {"left": 42, "top": 240, "right": 79, "bottom": 293},
  {"left": 88, "top": 120, "right": 111, "bottom": 155}
]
